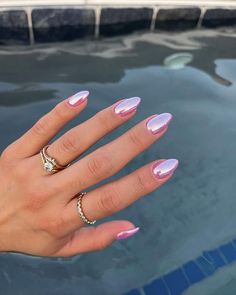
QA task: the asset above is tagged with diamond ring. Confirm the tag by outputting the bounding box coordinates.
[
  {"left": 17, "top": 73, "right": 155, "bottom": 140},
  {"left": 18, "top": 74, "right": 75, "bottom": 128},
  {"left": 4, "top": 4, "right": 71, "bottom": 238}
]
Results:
[{"left": 40, "top": 145, "right": 70, "bottom": 173}]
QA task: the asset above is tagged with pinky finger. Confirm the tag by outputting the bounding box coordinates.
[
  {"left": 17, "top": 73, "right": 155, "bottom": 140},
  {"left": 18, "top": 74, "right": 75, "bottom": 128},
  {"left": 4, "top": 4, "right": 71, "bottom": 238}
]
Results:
[{"left": 54, "top": 220, "right": 139, "bottom": 257}]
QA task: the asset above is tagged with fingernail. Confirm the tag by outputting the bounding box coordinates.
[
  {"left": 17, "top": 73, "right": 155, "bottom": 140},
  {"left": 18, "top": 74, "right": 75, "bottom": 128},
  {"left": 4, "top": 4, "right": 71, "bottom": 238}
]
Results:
[
  {"left": 146, "top": 113, "right": 173, "bottom": 134},
  {"left": 67, "top": 90, "right": 89, "bottom": 107},
  {"left": 153, "top": 159, "right": 179, "bottom": 179},
  {"left": 114, "top": 97, "right": 141, "bottom": 117},
  {"left": 116, "top": 227, "right": 140, "bottom": 240}
]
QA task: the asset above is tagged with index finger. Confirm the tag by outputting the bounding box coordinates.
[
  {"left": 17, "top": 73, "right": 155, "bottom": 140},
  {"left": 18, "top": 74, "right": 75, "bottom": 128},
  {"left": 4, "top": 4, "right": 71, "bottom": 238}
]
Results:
[{"left": 6, "top": 90, "right": 89, "bottom": 159}]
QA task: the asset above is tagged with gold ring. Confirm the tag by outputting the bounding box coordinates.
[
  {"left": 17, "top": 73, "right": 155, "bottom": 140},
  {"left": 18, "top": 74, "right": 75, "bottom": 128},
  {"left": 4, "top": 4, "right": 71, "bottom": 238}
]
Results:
[
  {"left": 77, "top": 192, "right": 96, "bottom": 225},
  {"left": 40, "top": 144, "right": 70, "bottom": 173}
]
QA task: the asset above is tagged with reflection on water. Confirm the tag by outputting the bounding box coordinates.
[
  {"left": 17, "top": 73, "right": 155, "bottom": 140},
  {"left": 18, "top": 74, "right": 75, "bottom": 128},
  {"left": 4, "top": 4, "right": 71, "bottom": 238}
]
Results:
[
  {"left": 164, "top": 52, "right": 193, "bottom": 70},
  {"left": 0, "top": 30, "right": 235, "bottom": 105},
  {"left": 0, "top": 31, "right": 236, "bottom": 295}
]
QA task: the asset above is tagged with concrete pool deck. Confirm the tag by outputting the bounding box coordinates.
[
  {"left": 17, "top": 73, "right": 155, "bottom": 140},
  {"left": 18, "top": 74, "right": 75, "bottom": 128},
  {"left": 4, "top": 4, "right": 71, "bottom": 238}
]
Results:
[{"left": 1, "top": 0, "right": 236, "bottom": 7}]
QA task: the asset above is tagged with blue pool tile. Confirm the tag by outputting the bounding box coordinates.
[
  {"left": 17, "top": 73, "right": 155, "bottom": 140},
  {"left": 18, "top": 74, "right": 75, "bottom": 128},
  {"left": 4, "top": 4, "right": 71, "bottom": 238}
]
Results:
[
  {"left": 140, "top": 239, "right": 236, "bottom": 295},
  {"left": 124, "top": 289, "right": 141, "bottom": 295},
  {"left": 163, "top": 269, "right": 189, "bottom": 295},
  {"left": 183, "top": 261, "right": 205, "bottom": 284},
  {"left": 203, "top": 249, "right": 226, "bottom": 268},
  {"left": 143, "top": 278, "right": 169, "bottom": 295},
  {"left": 232, "top": 239, "right": 236, "bottom": 248},
  {"left": 195, "top": 256, "right": 216, "bottom": 276},
  {"left": 219, "top": 242, "right": 236, "bottom": 263}
]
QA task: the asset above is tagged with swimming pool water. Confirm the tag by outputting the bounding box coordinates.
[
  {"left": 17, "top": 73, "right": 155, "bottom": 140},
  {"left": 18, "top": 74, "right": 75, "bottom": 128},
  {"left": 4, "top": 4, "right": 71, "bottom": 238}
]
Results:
[{"left": 0, "top": 30, "right": 236, "bottom": 295}]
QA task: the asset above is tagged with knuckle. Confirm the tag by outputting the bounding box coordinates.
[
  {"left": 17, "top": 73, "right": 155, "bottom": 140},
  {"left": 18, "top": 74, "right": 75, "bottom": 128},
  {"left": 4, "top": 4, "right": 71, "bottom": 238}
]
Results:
[
  {"left": 87, "top": 152, "right": 113, "bottom": 180},
  {"left": 60, "top": 132, "right": 78, "bottom": 154},
  {"left": 32, "top": 118, "right": 48, "bottom": 137},
  {"left": 96, "top": 239, "right": 108, "bottom": 251},
  {"left": 96, "top": 110, "right": 110, "bottom": 133},
  {"left": 92, "top": 228, "right": 108, "bottom": 251},
  {"left": 97, "top": 185, "right": 122, "bottom": 215},
  {"left": 136, "top": 170, "right": 153, "bottom": 193},
  {"left": 1, "top": 159, "right": 29, "bottom": 185},
  {"left": 2, "top": 140, "right": 24, "bottom": 162},
  {"left": 25, "top": 196, "right": 44, "bottom": 211},
  {"left": 53, "top": 103, "right": 68, "bottom": 121},
  {"left": 14, "top": 162, "right": 28, "bottom": 180},
  {"left": 5, "top": 158, "right": 30, "bottom": 182},
  {"left": 1, "top": 146, "right": 12, "bottom": 162},
  {"left": 24, "top": 183, "right": 49, "bottom": 211},
  {"left": 128, "top": 129, "right": 145, "bottom": 150},
  {"left": 40, "top": 215, "right": 65, "bottom": 237}
]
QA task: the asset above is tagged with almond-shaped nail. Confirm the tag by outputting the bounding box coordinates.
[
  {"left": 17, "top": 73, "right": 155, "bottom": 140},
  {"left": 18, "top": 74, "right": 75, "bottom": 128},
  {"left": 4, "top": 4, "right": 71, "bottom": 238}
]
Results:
[
  {"left": 116, "top": 227, "right": 140, "bottom": 240},
  {"left": 114, "top": 97, "right": 141, "bottom": 117},
  {"left": 146, "top": 113, "right": 173, "bottom": 134},
  {"left": 153, "top": 159, "right": 179, "bottom": 179},
  {"left": 67, "top": 90, "right": 89, "bottom": 107}
]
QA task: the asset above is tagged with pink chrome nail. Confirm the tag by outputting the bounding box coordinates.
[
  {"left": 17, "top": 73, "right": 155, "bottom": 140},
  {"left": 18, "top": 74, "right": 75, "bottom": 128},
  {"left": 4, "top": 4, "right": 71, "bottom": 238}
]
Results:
[
  {"left": 114, "top": 97, "right": 141, "bottom": 117},
  {"left": 146, "top": 113, "right": 173, "bottom": 134},
  {"left": 116, "top": 227, "right": 140, "bottom": 240},
  {"left": 67, "top": 90, "right": 89, "bottom": 107},
  {"left": 153, "top": 159, "right": 179, "bottom": 179}
]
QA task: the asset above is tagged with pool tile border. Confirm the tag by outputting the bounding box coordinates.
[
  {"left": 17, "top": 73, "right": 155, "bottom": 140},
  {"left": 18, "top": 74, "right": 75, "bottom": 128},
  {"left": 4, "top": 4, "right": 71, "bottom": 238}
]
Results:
[
  {"left": 124, "top": 239, "right": 236, "bottom": 295},
  {"left": 100, "top": 8, "right": 153, "bottom": 37},
  {"left": 202, "top": 8, "right": 236, "bottom": 28},
  {"left": 156, "top": 7, "right": 201, "bottom": 31},
  {"left": 0, "top": 5, "right": 236, "bottom": 44},
  {"left": 32, "top": 8, "right": 95, "bottom": 43},
  {"left": 0, "top": 9, "right": 29, "bottom": 44}
]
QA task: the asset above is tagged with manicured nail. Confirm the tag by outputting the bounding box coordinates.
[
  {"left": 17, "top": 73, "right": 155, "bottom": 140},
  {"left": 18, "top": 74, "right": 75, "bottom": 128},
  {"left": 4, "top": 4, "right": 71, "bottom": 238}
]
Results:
[
  {"left": 116, "top": 227, "right": 140, "bottom": 240},
  {"left": 146, "top": 113, "right": 173, "bottom": 134},
  {"left": 114, "top": 97, "right": 141, "bottom": 117},
  {"left": 68, "top": 90, "right": 89, "bottom": 106},
  {"left": 153, "top": 159, "right": 179, "bottom": 179}
]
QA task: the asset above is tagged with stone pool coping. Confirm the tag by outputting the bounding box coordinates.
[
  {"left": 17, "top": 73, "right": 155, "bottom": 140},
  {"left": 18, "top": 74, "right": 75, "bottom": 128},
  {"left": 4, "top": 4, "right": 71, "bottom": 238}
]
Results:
[
  {"left": 2, "top": 1, "right": 236, "bottom": 7},
  {"left": 0, "top": 1, "right": 236, "bottom": 45}
]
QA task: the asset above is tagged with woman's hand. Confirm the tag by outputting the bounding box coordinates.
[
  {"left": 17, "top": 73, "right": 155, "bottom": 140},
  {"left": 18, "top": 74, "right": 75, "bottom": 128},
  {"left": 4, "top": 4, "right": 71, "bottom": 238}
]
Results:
[{"left": 0, "top": 91, "right": 178, "bottom": 257}]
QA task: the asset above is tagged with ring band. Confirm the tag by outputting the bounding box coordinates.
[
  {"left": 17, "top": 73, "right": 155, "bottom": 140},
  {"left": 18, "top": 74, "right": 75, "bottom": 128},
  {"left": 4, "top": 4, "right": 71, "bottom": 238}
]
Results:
[
  {"left": 77, "top": 192, "right": 96, "bottom": 225},
  {"left": 40, "top": 144, "right": 70, "bottom": 173}
]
